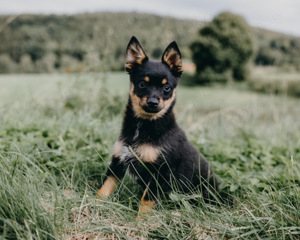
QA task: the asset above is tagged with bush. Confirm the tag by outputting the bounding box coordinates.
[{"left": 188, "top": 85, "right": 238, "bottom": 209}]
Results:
[
  {"left": 19, "top": 54, "right": 34, "bottom": 73},
  {"left": 26, "top": 45, "right": 46, "bottom": 62},
  {"left": 249, "top": 70, "right": 300, "bottom": 97},
  {"left": 287, "top": 79, "right": 300, "bottom": 97},
  {"left": 193, "top": 67, "right": 232, "bottom": 85},
  {"left": 35, "top": 53, "right": 57, "bottom": 73},
  {"left": 255, "top": 47, "right": 283, "bottom": 66},
  {"left": 190, "top": 12, "right": 254, "bottom": 84},
  {"left": 0, "top": 54, "right": 17, "bottom": 73}
]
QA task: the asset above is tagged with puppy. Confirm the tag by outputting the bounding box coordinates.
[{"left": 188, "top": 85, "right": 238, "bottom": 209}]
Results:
[{"left": 97, "top": 36, "right": 218, "bottom": 217}]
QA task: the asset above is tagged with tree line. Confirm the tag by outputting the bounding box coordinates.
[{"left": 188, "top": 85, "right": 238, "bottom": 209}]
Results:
[{"left": 0, "top": 12, "right": 299, "bottom": 75}]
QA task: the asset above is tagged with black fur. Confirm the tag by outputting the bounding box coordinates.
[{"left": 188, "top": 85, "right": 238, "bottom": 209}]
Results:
[{"left": 101, "top": 36, "right": 218, "bottom": 204}]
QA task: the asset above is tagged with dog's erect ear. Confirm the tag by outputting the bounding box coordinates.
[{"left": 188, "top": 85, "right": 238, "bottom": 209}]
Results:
[
  {"left": 162, "top": 41, "right": 183, "bottom": 76},
  {"left": 125, "top": 36, "right": 148, "bottom": 72}
]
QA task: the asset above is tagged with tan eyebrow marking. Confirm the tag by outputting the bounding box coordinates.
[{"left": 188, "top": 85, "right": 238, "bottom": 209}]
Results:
[
  {"left": 144, "top": 76, "right": 150, "bottom": 82},
  {"left": 162, "top": 78, "right": 168, "bottom": 85}
]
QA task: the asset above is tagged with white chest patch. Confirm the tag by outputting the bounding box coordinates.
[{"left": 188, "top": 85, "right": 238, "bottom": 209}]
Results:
[{"left": 119, "top": 146, "right": 134, "bottom": 163}]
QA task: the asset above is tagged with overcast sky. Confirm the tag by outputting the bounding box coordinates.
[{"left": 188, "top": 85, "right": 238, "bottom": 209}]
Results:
[{"left": 1, "top": 0, "right": 300, "bottom": 36}]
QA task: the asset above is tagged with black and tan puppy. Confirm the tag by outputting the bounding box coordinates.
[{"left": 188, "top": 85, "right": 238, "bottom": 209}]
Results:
[{"left": 97, "top": 36, "right": 218, "bottom": 216}]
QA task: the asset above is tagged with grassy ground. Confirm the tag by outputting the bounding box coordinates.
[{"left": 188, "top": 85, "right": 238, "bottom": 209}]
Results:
[{"left": 0, "top": 72, "right": 299, "bottom": 239}]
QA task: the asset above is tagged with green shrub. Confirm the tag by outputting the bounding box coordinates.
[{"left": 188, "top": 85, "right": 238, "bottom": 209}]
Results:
[
  {"left": 287, "top": 79, "right": 300, "bottom": 97},
  {"left": 193, "top": 67, "right": 232, "bottom": 85},
  {"left": 190, "top": 12, "right": 254, "bottom": 84},
  {"left": 249, "top": 69, "right": 300, "bottom": 97},
  {"left": 0, "top": 54, "right": 17, "bottom": 73}
]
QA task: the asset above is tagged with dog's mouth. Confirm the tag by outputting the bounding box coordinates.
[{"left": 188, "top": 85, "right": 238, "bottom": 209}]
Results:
[{"left": 141, "top": 104, "right": 162, "bottom": 114}]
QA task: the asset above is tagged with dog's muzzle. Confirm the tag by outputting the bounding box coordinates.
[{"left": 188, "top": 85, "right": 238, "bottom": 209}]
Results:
[{"left": 142, "top": 97, "right": 161, "bottom": 113}]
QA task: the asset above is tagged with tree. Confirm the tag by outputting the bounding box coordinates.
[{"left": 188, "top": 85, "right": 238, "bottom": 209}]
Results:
[
  {"left": 36, "top": 53, "right": 57, "bottom": 73},
  {"left": 190, "top": 12, "right": 254, "bottom": 84}
]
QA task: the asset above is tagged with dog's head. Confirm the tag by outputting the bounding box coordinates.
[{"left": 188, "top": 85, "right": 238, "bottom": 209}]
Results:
[{"left": 125, "top": 36, "right": 183, "bottom": 120}]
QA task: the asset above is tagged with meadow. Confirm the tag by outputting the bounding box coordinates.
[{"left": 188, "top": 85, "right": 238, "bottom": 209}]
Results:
[{"left": 0, "top": 72, "right": 299, "bottom": 239}]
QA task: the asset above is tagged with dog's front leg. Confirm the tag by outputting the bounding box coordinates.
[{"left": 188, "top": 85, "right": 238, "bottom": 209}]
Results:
[
  {"left": 97, "top": 156, "right": 126, "bottom": 199},
  {"left": 137, "top": 181, "right": 160, "bottom": 219}
]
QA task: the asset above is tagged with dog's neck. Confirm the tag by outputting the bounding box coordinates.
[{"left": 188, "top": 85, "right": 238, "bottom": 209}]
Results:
[{"left": 120, "top": 98, "right": 177, "bottom": 144}]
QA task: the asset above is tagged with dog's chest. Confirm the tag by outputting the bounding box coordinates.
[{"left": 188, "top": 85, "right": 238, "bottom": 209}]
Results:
[{"left": 113, "top": 140, "right": 162, "bottom": 164}]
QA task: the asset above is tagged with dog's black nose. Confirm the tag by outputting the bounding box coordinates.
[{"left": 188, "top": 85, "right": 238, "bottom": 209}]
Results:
[{"left": 147, "top": 98, "right": 159, "bottom": 108}]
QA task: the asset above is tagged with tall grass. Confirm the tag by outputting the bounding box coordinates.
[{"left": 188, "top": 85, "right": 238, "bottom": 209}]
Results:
[
  {"left": 0, "top": 72, "right": 299, "bottom": 239},
  {"left": 0, "top": 153, "right": 59, "bottom": 239}
]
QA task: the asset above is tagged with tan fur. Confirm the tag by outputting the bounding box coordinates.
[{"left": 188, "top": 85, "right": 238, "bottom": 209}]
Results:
[
  {"left": 137, "top": 185, "right": 156, "bottom": 219},
  {"left": 112, "top": 140, "right": 123, "bottom": 158},
  {"left": 141, "top": 96, "right": 147, "bottom": 105},
  {"left": 150, "top": 90, "right": 176, "bottom": 120},
  {"left": 129, "top": 83, "right": 176, "bottom": 120},
  {"left": 97, "top": 176, "right": 119, "bottom": 199},
  {"left": 161, "top": 78, "right": 168, "bottom": 85},
  {"left": 126, "top": 42, "right": 147, "bottom": 70},
  {"left": 134, "top": 143, "right": 161, "bottom": 163},
  {"left": 144, "top": 76, "right": 150, "bottom": 82},
  {"left": 129, "top": 83, "right": 150, "bottom": 119},
  {"left": 163, "top": 48, "right": 182, "bottom": 73}
]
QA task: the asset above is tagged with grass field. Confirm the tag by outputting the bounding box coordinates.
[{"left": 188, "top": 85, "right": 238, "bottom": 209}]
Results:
[{"left": 0, "top": 72, "right": 299, "bottom": 239}]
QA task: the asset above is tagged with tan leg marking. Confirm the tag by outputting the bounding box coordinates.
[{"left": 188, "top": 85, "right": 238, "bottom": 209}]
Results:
[
  {"left": 97, "top": 176, "right": 119, "bottom": 199},
  {"left": 137, "top": 185, "right": 156, "bottom": 220}
]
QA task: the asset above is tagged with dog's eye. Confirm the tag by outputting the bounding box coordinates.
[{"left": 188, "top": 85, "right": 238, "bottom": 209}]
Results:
[
  {"left": 139, "top": 82, "right": 146, "bottom": 88},
  {"left": 163, "top": 84, "right": 171, "bottom": 93}
]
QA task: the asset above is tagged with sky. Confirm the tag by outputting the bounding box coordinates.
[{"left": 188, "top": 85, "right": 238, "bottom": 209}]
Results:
[{"left": 1, "top": 0, "right": 300, "bottom": 36}]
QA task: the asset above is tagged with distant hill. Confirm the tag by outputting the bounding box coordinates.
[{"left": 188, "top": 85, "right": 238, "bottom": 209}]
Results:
[{"left": 0, "top": 12, "right": 299, "bottom": 73}]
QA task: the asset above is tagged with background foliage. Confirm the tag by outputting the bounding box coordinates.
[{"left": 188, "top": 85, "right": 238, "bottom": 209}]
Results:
[
  {"left": 190, "top": 12, "right": 253, "bottom": 84},
  {"left": 0, "top": 13, "right": 202, "bottom": 73},
  {"left": 1, "top": 12, "right": 300, "bottom": 74}
]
